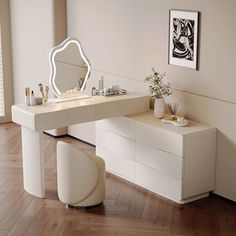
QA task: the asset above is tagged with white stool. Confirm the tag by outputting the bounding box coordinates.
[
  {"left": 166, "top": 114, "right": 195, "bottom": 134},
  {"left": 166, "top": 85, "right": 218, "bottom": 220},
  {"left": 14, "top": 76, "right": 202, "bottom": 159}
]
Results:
[{"left": 57, "top": 141, "right": 105, "bottom": 207}]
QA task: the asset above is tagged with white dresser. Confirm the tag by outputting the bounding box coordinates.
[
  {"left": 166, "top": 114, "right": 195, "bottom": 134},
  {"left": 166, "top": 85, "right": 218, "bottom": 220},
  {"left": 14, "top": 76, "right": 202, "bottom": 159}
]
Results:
[{"left": 96, "top": 111, "right": 217, "bottom": 204}]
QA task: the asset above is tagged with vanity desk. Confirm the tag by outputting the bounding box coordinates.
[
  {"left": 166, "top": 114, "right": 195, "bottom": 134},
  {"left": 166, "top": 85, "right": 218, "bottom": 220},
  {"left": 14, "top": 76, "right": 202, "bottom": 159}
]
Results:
[{"left": 12, "top": 94, "right": 149, "bottom": 198}]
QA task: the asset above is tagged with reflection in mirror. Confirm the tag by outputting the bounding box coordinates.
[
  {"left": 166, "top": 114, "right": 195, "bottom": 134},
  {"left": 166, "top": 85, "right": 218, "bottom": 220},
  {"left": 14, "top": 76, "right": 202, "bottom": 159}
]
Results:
[{"left": 49, "top": 37, "right": 91, "bottom": 98}]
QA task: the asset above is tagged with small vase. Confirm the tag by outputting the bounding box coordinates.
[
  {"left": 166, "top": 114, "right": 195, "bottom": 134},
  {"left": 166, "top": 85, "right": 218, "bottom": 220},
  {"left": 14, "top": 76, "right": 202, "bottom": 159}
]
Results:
[{"left": 154, "top": 97, "right": 165, "bottom": 118}]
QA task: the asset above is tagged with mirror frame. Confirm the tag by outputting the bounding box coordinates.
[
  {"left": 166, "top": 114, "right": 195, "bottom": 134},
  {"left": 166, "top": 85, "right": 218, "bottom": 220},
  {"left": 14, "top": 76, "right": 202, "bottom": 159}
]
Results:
[{"left": 49, "top": 37, "right": 91, "bottom": 97}]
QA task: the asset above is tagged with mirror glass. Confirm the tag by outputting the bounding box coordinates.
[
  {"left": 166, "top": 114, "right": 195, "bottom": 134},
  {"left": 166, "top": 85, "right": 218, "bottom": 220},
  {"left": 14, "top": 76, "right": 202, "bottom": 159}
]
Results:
[{"left": 49, "top": 37, "right": 91, "bottom": 98}]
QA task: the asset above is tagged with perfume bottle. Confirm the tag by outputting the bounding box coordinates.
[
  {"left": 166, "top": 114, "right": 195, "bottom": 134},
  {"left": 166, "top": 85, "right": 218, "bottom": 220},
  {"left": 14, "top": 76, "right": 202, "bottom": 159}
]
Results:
[
  {"left": 30, "top": 90, "right": 36, "bottom": 106},
  {"left": 98, "top": 76, "right": 104, "bottom": 92},
  {"left": 25, "top": 87, "right": 30, "bottom": 106}
]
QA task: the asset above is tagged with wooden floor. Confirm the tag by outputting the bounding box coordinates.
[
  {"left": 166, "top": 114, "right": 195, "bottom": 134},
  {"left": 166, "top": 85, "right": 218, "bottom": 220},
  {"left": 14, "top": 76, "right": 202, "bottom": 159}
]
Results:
[{"left": 0, "top": 123, "right": 235, "bottom": 236}]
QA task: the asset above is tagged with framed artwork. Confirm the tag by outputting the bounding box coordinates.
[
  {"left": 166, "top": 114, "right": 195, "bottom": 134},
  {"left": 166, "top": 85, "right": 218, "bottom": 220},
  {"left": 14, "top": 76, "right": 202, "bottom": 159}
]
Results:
[{"left": 168, "top": 10, "right": 199, "bottom": 70}]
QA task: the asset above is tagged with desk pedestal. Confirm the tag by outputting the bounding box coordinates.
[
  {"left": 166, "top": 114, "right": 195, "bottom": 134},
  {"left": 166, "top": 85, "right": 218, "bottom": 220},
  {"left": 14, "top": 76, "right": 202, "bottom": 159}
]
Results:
[{"left": 22, "top": 127, "right": 45, "bottom": 198}]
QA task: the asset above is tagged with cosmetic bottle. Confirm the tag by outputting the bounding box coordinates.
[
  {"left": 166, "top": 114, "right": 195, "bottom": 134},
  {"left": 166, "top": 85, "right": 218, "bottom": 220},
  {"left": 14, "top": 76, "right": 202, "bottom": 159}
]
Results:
[
  {"left": 44, "top": 85, "right": 49, "bottom": 103},
  {"left": 98, "top": 76, "right": 104, "bottom": 91},
  {"left": 91, "top": 87, "right": 96, "bottom": 96},
  {"left": 30, "top": 90, "right": 36, "bottom": 106},
  {"left": 25, "top": 87, "right": 30, "bottom": 106}
]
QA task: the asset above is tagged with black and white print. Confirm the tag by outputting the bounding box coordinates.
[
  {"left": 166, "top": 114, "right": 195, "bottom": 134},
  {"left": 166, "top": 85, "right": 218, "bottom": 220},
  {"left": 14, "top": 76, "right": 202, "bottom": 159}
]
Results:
[
  {"left": 172, "top": 18, "right": 195, "bottom": 61},
  {"left": 169, "top": 10, "right": 199, "bottom": 70}
]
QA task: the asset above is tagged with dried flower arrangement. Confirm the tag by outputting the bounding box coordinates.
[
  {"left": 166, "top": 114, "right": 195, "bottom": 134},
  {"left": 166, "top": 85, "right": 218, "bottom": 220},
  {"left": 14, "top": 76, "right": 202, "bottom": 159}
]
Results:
[{"left": 145, "top": 68, "right": 172, "bottom": 99}]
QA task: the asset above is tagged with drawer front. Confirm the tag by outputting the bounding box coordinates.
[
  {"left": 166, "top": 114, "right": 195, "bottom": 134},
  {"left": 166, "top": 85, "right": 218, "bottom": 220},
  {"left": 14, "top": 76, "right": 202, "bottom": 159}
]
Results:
[
  {"left": 96, "top": 128, "right": 135, "bottom": 160},
  {"left": 68, "top": 122, "right": 96, "bottom": 145},
  {"left": 95, "top": 96, "right": 149, "bottom": 121},
  {"left": 136, "top": 121, "right": 183, "bottom": 157},
  {"left": 96, "top": 117, "right": 135, "bottom": 139},
  {"left": 136, "top": 163, "right": 182, "bottom": 201},
  {"left": 96, "top": 146, "right": 135, "bottom": 181},
  {"left": 136, "top": 142, "right": 183, "bottom": 179}
]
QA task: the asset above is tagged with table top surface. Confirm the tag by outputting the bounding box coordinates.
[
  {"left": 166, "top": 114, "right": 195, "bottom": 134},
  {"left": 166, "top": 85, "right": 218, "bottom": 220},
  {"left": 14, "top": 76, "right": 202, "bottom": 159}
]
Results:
[
  {"left": 12, "top": 93, "right": 150, "bottom": 131},
  {"left": 128, "top": 111, "right": 216, "bottom": 135},
  {"left": 12, "top": 94, "right": 148, "bottom": 115}
]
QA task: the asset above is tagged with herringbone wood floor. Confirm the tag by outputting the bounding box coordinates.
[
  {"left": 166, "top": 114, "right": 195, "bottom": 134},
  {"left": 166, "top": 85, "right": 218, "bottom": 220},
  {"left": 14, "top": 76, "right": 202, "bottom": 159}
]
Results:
[{"left": 0, "top": 123, "right": 235, "bottom": 236}]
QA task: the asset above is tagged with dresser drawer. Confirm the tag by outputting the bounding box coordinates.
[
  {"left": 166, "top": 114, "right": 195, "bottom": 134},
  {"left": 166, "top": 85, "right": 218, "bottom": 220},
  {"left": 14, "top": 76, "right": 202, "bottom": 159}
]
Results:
[
  {"left": 96, "top": 116, "right": 135, "bottom": 139},
  {"left": 136, "top": 163, "right": 182, "bottom": 201},
  {"left": 96, "top": 146, "right": 135, "bottom": 181},
  {"left": 136, "top": 121, "right": 183, "bottom": 156},
  {"left": 96, "top": 127, "right": 135, "bottom": 160},
  {"left": 136, "top": 142, "right": 183, "bottom": 179}
]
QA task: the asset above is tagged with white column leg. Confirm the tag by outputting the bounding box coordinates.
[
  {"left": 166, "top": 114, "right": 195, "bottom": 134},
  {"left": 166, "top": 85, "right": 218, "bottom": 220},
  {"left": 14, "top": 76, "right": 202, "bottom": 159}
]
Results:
[{"left": 21, "top": 127, "right": 45, "bottom": 198}]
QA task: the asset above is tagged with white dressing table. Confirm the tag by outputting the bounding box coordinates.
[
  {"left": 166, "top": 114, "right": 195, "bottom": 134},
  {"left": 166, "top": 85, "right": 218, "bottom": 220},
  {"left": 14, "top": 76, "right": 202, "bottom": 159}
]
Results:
[{"left": 12, "top": 94, "right": 149, "bottom": 198}]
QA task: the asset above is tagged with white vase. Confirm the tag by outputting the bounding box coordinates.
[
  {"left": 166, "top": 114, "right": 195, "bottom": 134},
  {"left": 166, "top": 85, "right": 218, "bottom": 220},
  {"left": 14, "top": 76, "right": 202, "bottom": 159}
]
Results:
[{"left": 154, "top": 97, "right": 165, "bottom": 118}]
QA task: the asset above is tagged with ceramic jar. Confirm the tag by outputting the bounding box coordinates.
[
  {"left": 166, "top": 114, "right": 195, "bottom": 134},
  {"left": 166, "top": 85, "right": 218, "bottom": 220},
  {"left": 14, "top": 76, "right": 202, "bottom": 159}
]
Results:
[{"left": 154, "top": 97, "right": 165, "bottom": 118}]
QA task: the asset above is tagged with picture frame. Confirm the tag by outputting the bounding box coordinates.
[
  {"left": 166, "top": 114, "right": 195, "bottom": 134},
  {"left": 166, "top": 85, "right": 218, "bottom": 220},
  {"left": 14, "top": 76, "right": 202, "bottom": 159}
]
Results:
[{"left": 168, "top": 9, "right": 199, "bottom": 70}]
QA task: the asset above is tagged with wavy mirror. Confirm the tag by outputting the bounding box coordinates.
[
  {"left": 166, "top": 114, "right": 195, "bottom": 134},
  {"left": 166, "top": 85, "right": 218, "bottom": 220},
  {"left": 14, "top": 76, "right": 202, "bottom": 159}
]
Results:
[{"left": 49, "top": 37, "right": 91, "bottom": 98}]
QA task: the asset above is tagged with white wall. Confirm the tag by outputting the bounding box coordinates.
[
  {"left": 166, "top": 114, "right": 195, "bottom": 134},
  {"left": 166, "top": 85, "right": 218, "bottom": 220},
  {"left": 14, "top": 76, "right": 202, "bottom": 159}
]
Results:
[
  {"left": 10, "top": 0, "right": 55, "bottom": 103},
  {"left": 10, "top": 0, "right": 67, "bottom": 104},
  {"left": 67, "top": 0, "right": 236, "bottom": 201}
]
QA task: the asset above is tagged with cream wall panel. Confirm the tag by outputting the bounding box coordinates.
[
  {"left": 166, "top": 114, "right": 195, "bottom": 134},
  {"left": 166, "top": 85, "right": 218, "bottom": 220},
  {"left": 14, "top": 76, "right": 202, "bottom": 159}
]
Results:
[{"left": 67, "top": 0, "right": 236, "bottom": 103}]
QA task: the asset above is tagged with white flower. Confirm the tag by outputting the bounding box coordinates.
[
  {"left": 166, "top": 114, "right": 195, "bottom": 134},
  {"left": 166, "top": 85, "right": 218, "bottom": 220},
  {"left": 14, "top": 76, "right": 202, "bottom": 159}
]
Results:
[{"left": 144, "top": 68, "right": 172, "bottom": 99}]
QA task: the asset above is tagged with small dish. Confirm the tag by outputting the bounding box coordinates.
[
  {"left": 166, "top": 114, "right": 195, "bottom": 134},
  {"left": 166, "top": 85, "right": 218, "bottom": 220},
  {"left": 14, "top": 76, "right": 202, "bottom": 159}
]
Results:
[
  {"left": 161, "top": 117, "right": 189, "bottom": 127},
  {"left": 174, "top": 119, "right": 189, "bottom": 127}
]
